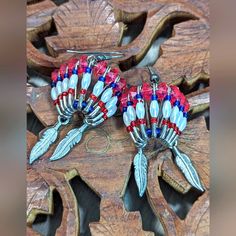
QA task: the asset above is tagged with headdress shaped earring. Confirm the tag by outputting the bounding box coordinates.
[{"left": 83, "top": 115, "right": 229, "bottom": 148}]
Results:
[
  {"left": 120, "top": 67, "right": 204, "bottom": 197},
  {"left": 29, "top": 51, "right": 126, "bottom": 164}
]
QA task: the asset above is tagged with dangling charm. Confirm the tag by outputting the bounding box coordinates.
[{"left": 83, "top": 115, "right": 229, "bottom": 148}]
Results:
[
  {"left": 29, "top": 116, "right": 70, "bottom": 164},
  {"left": 29, "top": 57, "right": 85, "bottom": 164},
  {"left": 29, "top": 52, "right": 126, "bottom": 164},
  {"left": 50, "top": 73, "right": 126, "bottom": 161},
  {"left": 122, "top": 86, "right": 148, "bottom": 197},
  {"left": 121, "top": 67, "right": 204, "bottom": 197}
]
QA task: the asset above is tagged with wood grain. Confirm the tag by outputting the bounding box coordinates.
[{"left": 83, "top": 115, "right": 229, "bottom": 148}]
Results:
[
  {"left": 27, "top": 0, "right": 209, "bottom": 235},
  {"left": 27, "top": 0, "right": 57, "bottom": 42},
  {"left": 27, "top": 0, "right": 209, "bottom": 87},
  {"left": 154, "top": 19, "right": 209, "bottom": 86},
  {"left": 46, "top": 0, "right": 124, "bottom": 56},
  {"left": 27, "top": 79, "right": 209, "bottom": 235}
]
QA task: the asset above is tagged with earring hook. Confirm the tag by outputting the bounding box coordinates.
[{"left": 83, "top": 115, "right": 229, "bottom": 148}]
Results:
[
  {"left": 66, "top": 50, "right": 124, "bottom": 61},
  {"left": 147, "top": 66, "right": 161, "bottom": 84}
]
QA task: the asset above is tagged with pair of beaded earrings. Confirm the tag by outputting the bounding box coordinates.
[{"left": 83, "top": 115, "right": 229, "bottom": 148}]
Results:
[{"left": 29, "top": 52, "right": 204, "bottom": 197}]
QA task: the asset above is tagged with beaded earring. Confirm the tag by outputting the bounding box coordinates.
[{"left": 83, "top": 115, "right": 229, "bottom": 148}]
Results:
[
  {"left": 29, "top": 52, "right": 126, "bottom": 164},
  {"left": 120, "top": 67, "right": 204, "bottom": 197}
]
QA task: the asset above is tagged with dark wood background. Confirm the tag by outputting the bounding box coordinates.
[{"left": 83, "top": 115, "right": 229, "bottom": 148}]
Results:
[{"left": 27, "top": 0, "right": 209, "bottom": 235}]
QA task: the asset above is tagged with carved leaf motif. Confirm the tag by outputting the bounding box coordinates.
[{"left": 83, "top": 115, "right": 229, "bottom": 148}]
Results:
[
  {"left": 133, "top": 151, "right": 148, "bottom": 197},
  {"left": 27, "top": 86, "right": 58, "bottom": 127},
  {"left": 46, "top": 0, "right": 123, "bottom": 56},
  {"left": 29, "top": 124, "right": 60, "bottom": 164},
  {"left": 155, "top": 19, "right": 209, "bottom": 85},
  {"left": 90, "top": 199, "right": 154, "bottom": 236},
  {"left": 27, "top": 169, "right": 52, "bottom": 225}
]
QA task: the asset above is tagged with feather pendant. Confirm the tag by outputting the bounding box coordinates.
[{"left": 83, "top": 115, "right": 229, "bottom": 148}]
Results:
[
  {"left": 172, "top": 146, "right": 205, "bottom": 192},
  {"left": 29, "top": 124, "right": 61, "bottom": 164},
  {"left": 133, "top": 151, "right": 148, "bottom": 197},
  {"left": 50, "top": 123, "right": 89, "bottom": 161}
]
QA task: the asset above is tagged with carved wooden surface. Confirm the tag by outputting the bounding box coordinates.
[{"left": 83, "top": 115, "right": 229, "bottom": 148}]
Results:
[
  {"left": 27, "top": 0, "right": 209, "bottom": 235},
  {"left": 27, "top": 0, "right": 209, "bottom": 81},
  {"left": 27, "top": 85, "right": 209, "bottom": 235}
]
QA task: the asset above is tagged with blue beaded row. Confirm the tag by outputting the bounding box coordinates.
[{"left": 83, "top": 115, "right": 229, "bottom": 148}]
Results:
[
  {"left": 51, "top": 70, "right": 71, "bottom": 87},
  {"left": 85, "top": 67, "right": 92, "bottom": 74},
  {"left": 57, "top": 75, "right": 63, "bottom": 82},
  {"left": 174, "top": 100, "right": 180, "bottom": 106},
  {"left": 82, "top": 101, "right": 87, "bottom": 109},
  {"left": 156, "top": 128, "right": 162, "bottom": 137},
  {"left": 127, "top": 101, "right": 133, "bottom": 106},
  {"left": 51, "top": 81, "right": 56, "bottom": 88},
  {"left": 89, "top": 106, "right": 94, "bottom": 113},
  {"left": 98, "top": 76, "right": 106, "bottom": 82},
  {"left": 174, "top": 100, "right": 188, "bottom": 115},
  {"left": 183, "top": 112, "right": 188, "bottom": 118},
  {"left": 145, "top": 128, "right": 162, "bottom": 137},
  {"left": 174, "top": 100, "right": 187, "bottom": 113},
  {"left": 146, "top": 128, "right": 152, "bottom": 137},
  {"left": 73, "top": 100, "right": 78, "bottom": 109},
  {"left": 179, "top": 105, "right": 184, "bottom": 112},
  {"left": 72, "top": 68, "right": 78, "bottom": 75},
  {"left": 64, "top": 73, "right": 69, "bottom": 78},
  {"left": 164, "top": 95, "right": 171, "bottom": 101},
  {"left": 135, "top": 93, "right": 143, "bottom": 99},
  {"left": 122, "top": 107, "right": 127, "bottom": 112},
  {"left": 151, "top": 94, "right": 158, "bottom": 100},
  {"left": 115, "top": 91, "right": 121, "bottom": 97},
  {"left": 110, "top": 82, "right": 117, "bottom": 88}
]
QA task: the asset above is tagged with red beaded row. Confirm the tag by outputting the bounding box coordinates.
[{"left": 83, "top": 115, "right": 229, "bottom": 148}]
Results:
[
  {"left": 68, "top": 88, "right": 75, "bottom": 95},
  {"left": 162, "top": 119, "right": 181, "bottom": 135},
  {"left": 103, "top": 114, "right": 108, "bottom": 120},
  {"left": 120, "top": 83, "right": 190, "bottom": 113},
  {"left": 98, "top": 101, "right": 105, "bottom": 108},
  {"left": 150, "top": 117, "right": 158, "bottom": 124},
  {"left": 138, "top": 119, "right": 146, "bottom": 125},
  {"left": 89, "top": 94, "right": 97, "bottom": 101},
  {"left": 80, "top": 89, "right": 87, "bottom": 95},
  {"left": 53, "top": 99, "right": 59, "bottom": 105},
  {"left": 50, "top": 57, "right": 127, "bottom": 114},
  {"left": 126, "top": 125, "right": 134, "bottom": 132}
]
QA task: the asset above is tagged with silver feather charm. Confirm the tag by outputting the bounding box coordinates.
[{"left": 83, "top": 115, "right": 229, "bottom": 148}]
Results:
[
  {"left": 172, "top": 146, "right": 205, "bottom": 192},
  {"left": 29, "top": 120, "right": 63, "bottom": 164},
  {"left": 133, "top": 149, "right": 148, "bottom": 197},
  {"left": 50, "top": 123, "right": 89, "bottom": 161}
]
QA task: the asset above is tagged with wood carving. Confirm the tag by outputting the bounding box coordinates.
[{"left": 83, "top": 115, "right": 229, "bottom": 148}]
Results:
[
  {"left": 27, "top": 83, "right": 209, "bottom": 235},
  {"left": 47, "top": 0, "right": 124, "bottom": 56},
  {"left": 27, "top": 0, "right": 57, "bottom": 42},
  {"left": 27, "top": 0, "right": 209, "bottom": 235},
  {"left": 27, "top": 0, "right": 209, "bottom": 81}
]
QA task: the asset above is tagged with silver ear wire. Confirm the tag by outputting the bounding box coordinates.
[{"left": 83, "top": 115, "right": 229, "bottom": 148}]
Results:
[
  {"left": 66, "top": 50, "right": 124, "bottom": 60},
  {"left": 114, "top": 75, "right": 121, "bottom": 83},
  {"left": 147, "top": 66, "right": 161, "bottom": 84}
]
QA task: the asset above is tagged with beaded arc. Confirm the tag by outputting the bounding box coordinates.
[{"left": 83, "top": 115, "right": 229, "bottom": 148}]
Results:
[
  {"left": 29, "top": 54, "right": 127, "bottom": 164},
  {"left": 121, "top": 80, "right": 204, "bottom": 196}
]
